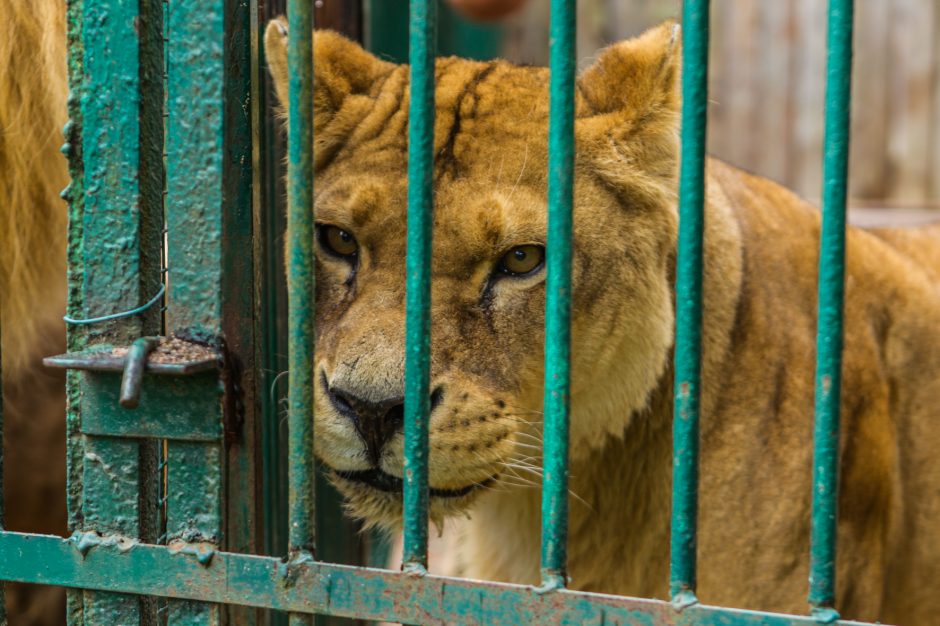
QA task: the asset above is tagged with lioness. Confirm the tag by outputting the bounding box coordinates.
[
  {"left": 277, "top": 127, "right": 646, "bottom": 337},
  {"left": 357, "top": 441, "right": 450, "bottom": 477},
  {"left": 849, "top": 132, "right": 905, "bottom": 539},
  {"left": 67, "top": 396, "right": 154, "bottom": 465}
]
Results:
[{"left": 265, "top": 19, "right": 940, "bottom": 624}]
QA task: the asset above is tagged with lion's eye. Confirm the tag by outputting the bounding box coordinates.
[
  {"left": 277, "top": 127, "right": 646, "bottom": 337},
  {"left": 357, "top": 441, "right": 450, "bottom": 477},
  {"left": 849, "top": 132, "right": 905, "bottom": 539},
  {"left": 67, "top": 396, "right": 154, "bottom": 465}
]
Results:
[
  {"left": 318, "top": 224, "right": 358, "bottom": 259},
  {"left": 497, "top": 245, "right": 544, "bottom": 277}
]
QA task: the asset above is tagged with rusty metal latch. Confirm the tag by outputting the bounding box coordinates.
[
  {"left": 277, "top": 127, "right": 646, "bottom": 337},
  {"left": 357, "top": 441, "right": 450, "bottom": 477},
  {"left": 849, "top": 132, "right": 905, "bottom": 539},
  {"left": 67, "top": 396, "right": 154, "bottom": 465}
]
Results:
[
  {"left": 118, "top": 337, "right": 159, "bottom": 408},
  {"left": 44, "top": 335, "right": 221, "bottom": 408}
]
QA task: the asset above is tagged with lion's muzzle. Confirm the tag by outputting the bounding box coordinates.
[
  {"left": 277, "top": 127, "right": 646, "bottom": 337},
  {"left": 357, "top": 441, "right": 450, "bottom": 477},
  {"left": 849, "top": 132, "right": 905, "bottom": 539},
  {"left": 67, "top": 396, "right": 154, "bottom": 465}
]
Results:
[{"left": 322, "top": 370, "right": 443, "bottom": 465}]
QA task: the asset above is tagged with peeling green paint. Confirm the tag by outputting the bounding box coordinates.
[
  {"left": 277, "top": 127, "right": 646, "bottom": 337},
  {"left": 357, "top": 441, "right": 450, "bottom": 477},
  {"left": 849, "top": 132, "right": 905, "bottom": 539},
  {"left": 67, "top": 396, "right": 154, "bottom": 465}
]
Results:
[
  {"left": 167, "top": 442, "right": 223, "bottom": 543},
  {"left": 79, "top": 0, "right": 162, "bottom": 343},
  {"left": 69, "top": 0, "right": 166, "bottom": 623},
  {"left": 0, "top": 532, "right": 876, "bottom": 626},
  {"left": 164, "top": 1, "right": 257, "bottom": 624},
  {"left": 80, "top": 372, "right": 221, "bottom": 441},
  {"left": 285, "top": 5, "right": 317, "bottom": 624},
  {"left": 81, "top": 435, "right": 142, "bottom": 623},
  {"left": 166, "top": 1, "right": 225, "bottom": 334},
  {"left": 166, "top": 440, "right": 224, "bottom": 625}
]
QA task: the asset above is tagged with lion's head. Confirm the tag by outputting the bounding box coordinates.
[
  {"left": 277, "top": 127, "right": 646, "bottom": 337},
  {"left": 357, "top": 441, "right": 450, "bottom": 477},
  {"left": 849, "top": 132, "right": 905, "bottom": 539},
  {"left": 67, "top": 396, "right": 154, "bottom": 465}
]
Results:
[{"left": 265, "top": 20, "right": 680, "bottom": 529}]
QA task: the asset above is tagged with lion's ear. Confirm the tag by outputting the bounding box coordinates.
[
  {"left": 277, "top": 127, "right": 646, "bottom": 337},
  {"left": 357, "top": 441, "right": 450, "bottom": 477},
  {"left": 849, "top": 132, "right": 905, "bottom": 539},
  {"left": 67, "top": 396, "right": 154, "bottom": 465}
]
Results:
[
  {"left": 264, "top": 19, "right": 393, "bottom": 129},
  {"left": 577, "top": 20, "right": 681, "bottom": 135}
]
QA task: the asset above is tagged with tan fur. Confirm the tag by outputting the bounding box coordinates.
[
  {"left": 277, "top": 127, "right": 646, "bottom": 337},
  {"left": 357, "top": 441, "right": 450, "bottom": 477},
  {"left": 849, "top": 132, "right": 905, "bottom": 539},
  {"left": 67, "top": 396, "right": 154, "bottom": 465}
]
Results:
[
  {"left": 1, "top": 0, "right": 69, "bottom": 623},
  {"left": 267, "top": 21, "right": 940, "bottom": 624},
  {"left": 1, "top": 0, "right": 69, "bottom": 372}
]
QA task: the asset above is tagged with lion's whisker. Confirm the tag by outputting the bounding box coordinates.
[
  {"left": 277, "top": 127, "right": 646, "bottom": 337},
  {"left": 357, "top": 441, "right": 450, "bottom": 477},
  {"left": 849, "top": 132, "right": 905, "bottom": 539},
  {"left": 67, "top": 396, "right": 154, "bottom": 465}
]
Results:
[
  {"left": 512, "top": 431, "right": 544, "bottom": 445},
  {"left": 497, "top": 471, "right": 539, "bottom": 489},
  {"left": 513, "top": 441, "right": 542, "bottom": 452},
  {"left": 503, "top": 403, "right": 544, "bottom": 417},
  {"left": 502, "top": 460, "right": 542, "bottom": 473},
  {"left": 507, "top": 454, "right": 542, "bottom": 464},
  {"left": 501, "top": 414, "right": 544, "bottom": 428}
]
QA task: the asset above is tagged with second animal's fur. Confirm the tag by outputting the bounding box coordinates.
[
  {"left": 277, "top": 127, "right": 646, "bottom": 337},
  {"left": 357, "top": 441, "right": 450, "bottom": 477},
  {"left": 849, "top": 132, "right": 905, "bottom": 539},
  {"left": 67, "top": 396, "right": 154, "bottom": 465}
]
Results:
[{"left": 0, "top": 0, "right": 69, "bottom": 623}]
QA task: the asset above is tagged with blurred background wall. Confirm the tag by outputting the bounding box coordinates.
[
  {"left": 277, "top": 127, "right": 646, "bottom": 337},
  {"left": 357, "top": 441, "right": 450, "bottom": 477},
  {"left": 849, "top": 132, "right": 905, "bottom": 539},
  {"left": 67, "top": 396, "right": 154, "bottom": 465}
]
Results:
[{"left": 497, "top": 0, "right": 940, "bottom": 209}]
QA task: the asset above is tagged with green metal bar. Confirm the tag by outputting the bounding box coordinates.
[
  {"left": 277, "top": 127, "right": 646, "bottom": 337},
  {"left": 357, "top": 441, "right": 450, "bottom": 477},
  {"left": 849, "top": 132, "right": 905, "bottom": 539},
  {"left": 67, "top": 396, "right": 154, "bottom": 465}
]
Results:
[
  {"left": 80, "top": 373, "right": 222, "bottom": 441},
  {"left": 80, "top": 0, "right": 159, "bottom": 343},
  {"left": 539, "top": 0, "right": 575, "bottom": 590},
  {"left": 215, "top": 8, "right": 259, "bottom": 620},
  {"left": 166, "top": 0, "right": 225, "bottom": 334},
  {"left": 63, "top": 0, "right": 86, "bottom": 621},
  {"left": 166, "top": 444, "right": 223, "bottom": 544},
  {"left": 72, "top": 0, "right": 165, "bottom": 622},
  {"left": 670, "top": 0, "right": 710, "bottom": 604},
  {"left": 156, "top": 4, "right": 261, "bottom": 625},
  {"left": 809, "top": 0, "right": 854, "bottom": 616},
  {"left": 165, "top": 0, "right": 257, "bottom": 623},
  {"left": 166, "top": 441, "right": 224, "bottom": 624},
  {"left": 285, "top": 1, "right": 316, "bottom": 624},
  {"left": 0, "top": 531, "right": 875, "bottom": 626},
  {"left": 253, "top": 0, "right": 290, "bottom": 572},
  {"left": 80, "top": 436, "right": 142, "bottom": 623},
  {"left": 402, "top": 0, "right": 437, "bottom": 571},
  {"left": 260, "top": 7, "right": 369, "bottom": 625}
]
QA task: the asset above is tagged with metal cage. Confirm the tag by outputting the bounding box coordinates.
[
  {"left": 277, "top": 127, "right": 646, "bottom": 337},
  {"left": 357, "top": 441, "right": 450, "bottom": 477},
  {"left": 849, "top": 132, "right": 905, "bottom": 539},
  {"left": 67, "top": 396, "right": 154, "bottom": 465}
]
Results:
[{"left": 0, "top": 0, "right": 875, "bottom": 625}]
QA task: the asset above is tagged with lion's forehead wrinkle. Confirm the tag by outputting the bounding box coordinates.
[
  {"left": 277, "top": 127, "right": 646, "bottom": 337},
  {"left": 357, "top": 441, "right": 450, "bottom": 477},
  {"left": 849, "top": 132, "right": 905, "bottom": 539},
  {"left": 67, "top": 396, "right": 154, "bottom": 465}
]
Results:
[
  {"left": 331, "top": 66, "right": 409, "bottom": 160},
  {"left": 326, "top": 59, "right": 548, "bottom": 178}
]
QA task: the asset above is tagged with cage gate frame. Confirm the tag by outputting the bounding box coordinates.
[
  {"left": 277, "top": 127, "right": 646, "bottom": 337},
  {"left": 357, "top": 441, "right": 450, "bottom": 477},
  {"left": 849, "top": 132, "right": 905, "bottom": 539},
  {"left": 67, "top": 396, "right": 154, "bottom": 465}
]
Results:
[{"left": 0, "top": 0, "right": 881, "bottom": 625}]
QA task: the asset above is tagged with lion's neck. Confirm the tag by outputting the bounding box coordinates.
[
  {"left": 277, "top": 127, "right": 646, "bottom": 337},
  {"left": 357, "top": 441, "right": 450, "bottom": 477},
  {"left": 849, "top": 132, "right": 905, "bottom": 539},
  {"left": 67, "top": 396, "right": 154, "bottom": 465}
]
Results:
[
  {"left": 567, "top": 376, "right": 674, "bottom": 595},
  {"left": 458, "top": 375, "right": 674, "bottom": 597}
]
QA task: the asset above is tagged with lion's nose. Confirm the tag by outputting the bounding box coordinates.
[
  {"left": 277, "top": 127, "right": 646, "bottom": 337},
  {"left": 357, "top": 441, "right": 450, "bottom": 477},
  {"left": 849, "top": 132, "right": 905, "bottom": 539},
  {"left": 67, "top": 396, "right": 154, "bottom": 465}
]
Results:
[{"left": 327, "top": 383, "right": 444, "bottom": 465}]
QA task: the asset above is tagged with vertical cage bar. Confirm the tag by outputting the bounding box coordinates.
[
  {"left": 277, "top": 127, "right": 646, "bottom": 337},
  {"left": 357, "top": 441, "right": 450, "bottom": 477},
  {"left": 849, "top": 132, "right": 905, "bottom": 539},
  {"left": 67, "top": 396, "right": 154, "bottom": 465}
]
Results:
[
  {"left": 64, "top": 0, "right": 86, "bottom": 621},
  {"left": 254, "top": 0, "right": 292, "bottom": 575},
  {"left": 74, "top": 0, "right": 165, "bottom": 621},
  {"left": 402, "top": 0, "right": 437, "bottom": 571},
  {"left": 286, "top": 3, "right": 316, "bottom": 622},
  {"left": 539, "top": 0, "right": 576, "bottom": 590},
  {"left": 669, "top": 0, "right": 710, "bottom": 603},
  {"left": 809, "top": 0, "right": 854, "bottom": 615},
  {"left": 165, "top": 0, "right": 256, "bottom": 621},
  {"left": 164, "top": 441, "right": 223, "bottom": 624}
]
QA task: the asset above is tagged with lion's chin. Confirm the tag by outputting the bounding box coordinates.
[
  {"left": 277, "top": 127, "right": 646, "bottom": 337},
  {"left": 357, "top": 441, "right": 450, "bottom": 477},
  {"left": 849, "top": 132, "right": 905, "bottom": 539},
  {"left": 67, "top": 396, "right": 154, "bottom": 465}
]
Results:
[{"left": 328, "top": 469, "right": 490, "bottom": 532}]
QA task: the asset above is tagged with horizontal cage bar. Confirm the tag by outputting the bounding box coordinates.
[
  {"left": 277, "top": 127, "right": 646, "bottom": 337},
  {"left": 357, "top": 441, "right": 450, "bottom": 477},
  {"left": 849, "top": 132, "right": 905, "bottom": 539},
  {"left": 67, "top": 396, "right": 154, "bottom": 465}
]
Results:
[{"left": 0, "top": 532, "right": 875, "bottom": 625}]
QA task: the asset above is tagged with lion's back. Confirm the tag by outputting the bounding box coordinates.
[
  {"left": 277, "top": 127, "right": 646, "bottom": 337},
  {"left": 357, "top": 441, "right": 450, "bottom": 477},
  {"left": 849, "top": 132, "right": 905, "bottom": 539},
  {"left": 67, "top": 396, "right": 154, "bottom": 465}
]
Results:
[{"left": 864, "top": 223, "right": 940, "bottom": 286}]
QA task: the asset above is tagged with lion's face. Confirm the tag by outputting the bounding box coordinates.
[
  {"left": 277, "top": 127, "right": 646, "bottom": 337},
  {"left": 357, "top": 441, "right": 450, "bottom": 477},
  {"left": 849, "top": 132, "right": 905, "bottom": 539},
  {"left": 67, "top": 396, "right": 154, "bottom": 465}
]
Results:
[{"left": 265, "top": 21, "right": 681, "bottom": 528}]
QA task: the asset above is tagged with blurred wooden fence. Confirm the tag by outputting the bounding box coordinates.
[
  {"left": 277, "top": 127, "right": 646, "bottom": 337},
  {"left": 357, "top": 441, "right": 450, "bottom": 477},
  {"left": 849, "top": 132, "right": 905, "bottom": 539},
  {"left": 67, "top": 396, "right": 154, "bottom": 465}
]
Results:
[{"left": 502, "top": 0, "right": 940, "bottom": 208}]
